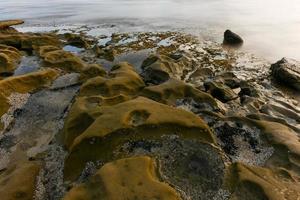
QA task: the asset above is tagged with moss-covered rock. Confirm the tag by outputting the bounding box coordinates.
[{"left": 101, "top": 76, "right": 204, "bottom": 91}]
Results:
[
  {"left": 224, "top": 117, "right": 300, "bottom": 174},
  {"left": 79, "top": 64, "right": 107, "bottom": 81},
  {"left": 64, "top": 156, "right": 181, "bottom": 200},
  {"left": 0, "top": 44, "right": 22, "bottom": 75},
  {"left": 64, "top": 96, "right": 215, "bottom": 180},
  {"left": 0, "top": 20, "right": 24, "bottom": 29},
  {"left": 79, "top": 62, "right": 145, "bottom": 97},
  {"left": 0, "top": 162, "right": 40, "bottom": 200},
  {"left": 141, "top": 54, "right": 188, "bottom": 84},
  {"left": 37, "top": 45, "right": 61, "bottom": 57},
  {"left": 42, "top": 49, "right": 86, "bottom": 72},
  {"left": 94, "top": 46, "right": 117, "bottom": 61},
  {"left": 0, "top": 69, "right": 59, "bottom": 118},
  {"left": 63, "top": 94, "right": 131, "bottom": 147},
  {"left": 253, "top": 120, "right": 300, "bottom": 173},
  {"left": 0, "top": 33, "right": 61, "bottom": 51},
  {"left": 141, "top": 78, "right": 220, "bottom": 111},
  {"left": 226, "top": 163, "right": 300, "bottom": 200},
  {"left": 63, "top": 33, "right": 90, "bottom": 48}
]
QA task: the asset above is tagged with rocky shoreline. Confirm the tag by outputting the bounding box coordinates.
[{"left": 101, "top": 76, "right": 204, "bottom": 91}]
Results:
[{"left": 0, "top": 20, "right": 299, "bottom": 200}]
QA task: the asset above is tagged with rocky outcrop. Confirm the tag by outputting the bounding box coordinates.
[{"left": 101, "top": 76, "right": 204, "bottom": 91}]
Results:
[
  {"left": 0, "top": 20, "right": 24, "bottom": 29},
  {"left": 271, "top": 58, "right": 300, "bottom": 91},
  {"left": 63, "top": 156, "right": 181, "bottom": 200}
]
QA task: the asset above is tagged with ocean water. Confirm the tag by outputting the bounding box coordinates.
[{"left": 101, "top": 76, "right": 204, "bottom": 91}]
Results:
[{"left": 1, "top": 0, "right": 300, "bottom": 61}]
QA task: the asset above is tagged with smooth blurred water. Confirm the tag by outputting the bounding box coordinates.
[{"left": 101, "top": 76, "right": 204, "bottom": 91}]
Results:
[{"left": 1, "top": 0, "right": 300, "bottom": 61}]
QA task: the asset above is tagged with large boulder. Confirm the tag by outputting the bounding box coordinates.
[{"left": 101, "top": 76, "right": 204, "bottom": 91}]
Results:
[
  {"left": 271, "top": 58, "right": 300, "bottom": 91},
  {"left": 223, "top": 30, "right": 243, "bottom": 46}
]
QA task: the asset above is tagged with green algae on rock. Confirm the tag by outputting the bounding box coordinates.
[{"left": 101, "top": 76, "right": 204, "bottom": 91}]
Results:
[
  {"left": 63, "top": 156, "right": 181, "bottom": 200},
  {"left": 0, "top": 20, "right": 24, "bottom": 29},
  {"left": 0, "top": 33, "right": 61, "bottom": 51},
  {"left": 79, "top": 62, "right": 145, "bottom": 97},
  {"left": 226, "top": 162, "right": 300, "bottom": 200},
  {"left": 141, "top": 78, "right": 220, "bottom": 111},
  {"left": 42, "top": 49, "right": 86, "bottom": 72},
  {"left": 0, "top": 44, "right": 22, "bottom": 75},
  {"left": 0, "top": 69, "right": 59, "bottom": 119},
  {"left": 0, "top": 162, "right": 40, "bottom": 200},
  {"left": 64, "top": 96, "right": 216, "bottom": 181}
]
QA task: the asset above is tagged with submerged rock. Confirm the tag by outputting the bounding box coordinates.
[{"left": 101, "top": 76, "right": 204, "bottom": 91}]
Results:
[
  {"left": 223, "top": 30, "right": 244, "bottom": 46},
  {"left": 271, "top": 58, "right": 300, "bottom": 91},
  {"left": 63, "top": 156, "right": 181, "bottom": 200}
]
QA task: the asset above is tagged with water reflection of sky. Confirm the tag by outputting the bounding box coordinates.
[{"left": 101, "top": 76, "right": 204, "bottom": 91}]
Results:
[{"left": 1, "top": 0, "right": 300, "bottom": 61}]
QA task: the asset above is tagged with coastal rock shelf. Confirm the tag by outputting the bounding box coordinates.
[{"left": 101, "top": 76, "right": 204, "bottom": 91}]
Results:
[{"left": 0, "top": 20, "right": 299, "bottom": 200}]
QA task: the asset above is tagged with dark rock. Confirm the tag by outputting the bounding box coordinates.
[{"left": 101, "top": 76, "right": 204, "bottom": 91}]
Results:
[
  {"left": 204, "top": 81, "right": 238, "bottom": 103},
  {"left": 271, "top": 58, "right": 300, "bottom": 91},
  {"left": 141, "top": 67, "right": 170, "bottom": 85},
  {"left": 239, "top": 86, "right": 257, "bottom": 97},
  {"left": 223, "top": 30, "right": 243, "bottom": 46}
]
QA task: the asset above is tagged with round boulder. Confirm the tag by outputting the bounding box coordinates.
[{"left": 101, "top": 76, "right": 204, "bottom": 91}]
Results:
[{"left": 223, "top": 30, "right": 244, "bottom": 46}]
